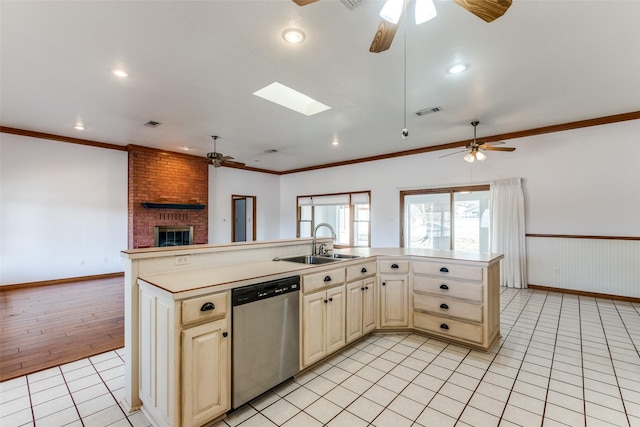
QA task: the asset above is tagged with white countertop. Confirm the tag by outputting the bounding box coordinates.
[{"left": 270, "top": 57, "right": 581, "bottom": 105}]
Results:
[{"left": 138, "top": 248, "right": 503, "bottom": 299}]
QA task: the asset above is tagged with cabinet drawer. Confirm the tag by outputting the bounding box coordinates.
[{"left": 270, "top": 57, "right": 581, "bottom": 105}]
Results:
[
  {"left": 346, "top": 261, "right": 377, "bottom": 282},
  {"left": 413, "top": 276, "right": 483, "bottom": 303},
  {"left": 303, "top": 267, "right": 346, "bottom": 293},
  {"left": 413, "top": 261, "right": 483, "bottom": 282},
  {"left": 378, "top": 260, "right": 409, "bottom": 274},
  {"left": 413, "top": 294, "right": 482, "bottom": 323},
  {"left": 414, "top": 312, "right": 483, "bottom": 344},
  {"left": 182, "top": 292, "right": 228, "bottom": 325}
]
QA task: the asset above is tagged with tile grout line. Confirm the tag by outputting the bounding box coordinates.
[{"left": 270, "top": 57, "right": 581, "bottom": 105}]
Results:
[{"left": 87, "top": 351, "right": 134, "bottom": 426}]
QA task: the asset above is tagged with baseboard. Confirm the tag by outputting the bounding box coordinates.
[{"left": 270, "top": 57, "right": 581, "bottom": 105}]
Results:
[
  {"left": 0, "top": 272, "right": 124, "bottom": 291},
  {"left": 528, "top": 284, "right": 640, "bottom": 303}
]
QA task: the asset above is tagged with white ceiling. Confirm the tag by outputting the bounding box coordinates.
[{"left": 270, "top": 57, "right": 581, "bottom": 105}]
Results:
[{"left": 2, "top": 0, "right": 639, "bottom": 172}]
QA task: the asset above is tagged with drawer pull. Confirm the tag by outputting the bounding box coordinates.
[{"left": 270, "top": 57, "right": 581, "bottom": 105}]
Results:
[
  {"left": 361, "top": 267, "right": 367, "bottom": 273},
  {"left": 440, "top": 284, "right": 449, "bottom": 290},
  {"left": 200, "top": 302, "right": 216, "bottom": 312},
  {"left": 440, "top": 303, "right": 449, "bottom": 310},
  {"left": 391, "top": 263, "right": 399, "bottom": 269},
  {"left": 222, "top": 332, "right": 228, "bottom": 338},
  {"left": 440, "top": 267, "right": 449, "bottom": 273},
  {"left": 324, "top": 276, "right": 332, "bottom": 282},
  {"left": 440, "top": 324, "right": 449, "bottom": 330}
]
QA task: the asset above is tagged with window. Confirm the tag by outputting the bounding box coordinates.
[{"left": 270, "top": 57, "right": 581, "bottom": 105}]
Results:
[
  {"left": 400, "top": 185, "right": 490, "bottom": 252},
  {"left": 297, "top": 191, "right": 370, "bottom": 247}
]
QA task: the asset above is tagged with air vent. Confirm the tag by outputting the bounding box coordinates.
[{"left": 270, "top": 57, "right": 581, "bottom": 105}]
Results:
[
  {"left": 415, "top": 106, "right": 443, "bottom": 116},
  {"left": 144, "top": 120, "right": 161, "bottom": 128},
  {"left": 340, "top": 0, "right": 364, "bottom": 9}
]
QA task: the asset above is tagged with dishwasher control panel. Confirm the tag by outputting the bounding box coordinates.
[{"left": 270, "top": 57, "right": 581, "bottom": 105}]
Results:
[{"left": 232, "top": 276, "right": 300, "bottom": 306}]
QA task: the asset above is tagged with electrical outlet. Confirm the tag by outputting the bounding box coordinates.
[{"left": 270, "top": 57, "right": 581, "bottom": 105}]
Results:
[
  {"left": 80, "top": 259, "right": 85, "bottom": 265},
  {"left": 175, "top": 255, "right": 191, "bottom": 266},
  {"left": 554, "top": 267, "right": 559, "bottom": 274},
  {"left": 103, "top": 257, "right": 108, "bottom": 264}
]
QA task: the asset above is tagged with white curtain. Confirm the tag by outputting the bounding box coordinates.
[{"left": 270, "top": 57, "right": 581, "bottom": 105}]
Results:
[{"left": 490, "top": 178, "right": 527, "bottom": 288}]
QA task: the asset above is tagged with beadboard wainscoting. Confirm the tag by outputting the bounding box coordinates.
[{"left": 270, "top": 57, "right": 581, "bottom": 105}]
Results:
[{"left": 527, "top": 235, "right": 640, "bottom": 298}]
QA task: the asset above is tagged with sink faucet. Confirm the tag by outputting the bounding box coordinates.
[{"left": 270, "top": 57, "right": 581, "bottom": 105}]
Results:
[{"left": 313, "top": 223, "right": 336, "bottom": 255}]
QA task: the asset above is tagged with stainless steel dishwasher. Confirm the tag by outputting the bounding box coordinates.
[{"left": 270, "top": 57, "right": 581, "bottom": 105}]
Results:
[{"left": 231, "top": 275, "right": 300, "bottom": 409}]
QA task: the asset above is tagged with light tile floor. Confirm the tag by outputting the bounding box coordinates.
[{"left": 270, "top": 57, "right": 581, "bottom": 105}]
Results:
[{"left": 1, "top": 288, "right": 639, "bottom": 426}]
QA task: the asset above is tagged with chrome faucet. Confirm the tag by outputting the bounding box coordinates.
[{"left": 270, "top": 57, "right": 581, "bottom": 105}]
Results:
[{"left": 312, "top": 223, "right": 336, "bottom": 255}]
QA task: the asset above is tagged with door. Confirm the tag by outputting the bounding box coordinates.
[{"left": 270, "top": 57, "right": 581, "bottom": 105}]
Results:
[
  {"left": 302, "top": 292, "right": 326, "bottom": 367},
  {"left": 182, "top": 317, "right": 230, "bottom": 427},
  {"left": 362, "top": 277, "right": 376, "bottom": 334},
  {"left": 379, "top": 275, "right": 408, "bottom": 327},
  {"left": 345, "top": 281, "right": 363, "bottom": 344},
  {"left": 232, "top": 195, "right": 256, "bottom": 242},
  {"left": 325, "top": 286, "right": 346, "bottom": 354}
]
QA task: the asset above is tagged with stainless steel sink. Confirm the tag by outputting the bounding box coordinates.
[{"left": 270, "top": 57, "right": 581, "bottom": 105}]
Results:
[
  {"left": 279, "top": 255, "right": 341, "bottom": 265},
  {"left": 327, "top": 253, "right": 361, "bottom": 259}
]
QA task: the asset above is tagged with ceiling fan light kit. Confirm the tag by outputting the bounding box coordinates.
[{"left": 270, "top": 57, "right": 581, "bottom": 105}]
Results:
[
  {"left": 415, "top": 0, "right": 437, "bottom": 24},
  {"left": 379, "top": 0, "right": 404, "bottom": 24}
]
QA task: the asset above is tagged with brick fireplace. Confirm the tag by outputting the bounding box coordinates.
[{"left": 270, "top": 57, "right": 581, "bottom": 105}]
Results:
[{"left": 128, "top": 145, "right": 208, "bottom": 248}]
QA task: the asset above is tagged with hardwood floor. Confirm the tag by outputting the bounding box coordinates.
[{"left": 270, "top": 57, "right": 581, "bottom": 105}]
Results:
[{"left": 0, "top": 276, "right": 124, "bottom": 382}]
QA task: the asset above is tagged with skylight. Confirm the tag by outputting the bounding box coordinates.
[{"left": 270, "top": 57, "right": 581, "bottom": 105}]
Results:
[{"left": 253, "top": 82, "right": 331, "bottom": 116}]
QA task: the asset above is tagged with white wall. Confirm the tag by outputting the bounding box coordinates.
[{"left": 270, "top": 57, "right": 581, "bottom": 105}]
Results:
[
  {"left": 208, "top": 166, "right": 281, "bottom": 244},
  {"left": 0, "top": 133, "right": 128, "bottom": 285},
  {"left": 279, "top": 120, "right": 640, "bottom": 244}
]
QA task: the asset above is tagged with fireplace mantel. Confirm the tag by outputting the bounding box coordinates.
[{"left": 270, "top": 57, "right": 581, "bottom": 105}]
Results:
[{"left": 140, "top": 202, "right": 206, "bottom": 210}]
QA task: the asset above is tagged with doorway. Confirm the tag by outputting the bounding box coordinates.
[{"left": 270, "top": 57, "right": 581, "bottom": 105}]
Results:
[{"left": 232, "top": 195, "right": 256, "bottom": 242}]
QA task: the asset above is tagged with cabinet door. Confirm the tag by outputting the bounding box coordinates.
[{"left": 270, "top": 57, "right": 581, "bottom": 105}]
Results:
[
  {"left": 302, "top": 292, "right": 327, "bottom": 367},
  {"left": 325, "top": 286, "right": 346, "bottom": 355},
  {"left": 182, "top": 317, "right": 230, "bottom": 427},
  {"left": 362, "top": 277, "right": 377, "bottom": 335},
  {"left": 345, "top": 281, "right": 364, "bottom": 344},
  {"left": 379, "top": 275, "right": 408, "bottom": 327}
]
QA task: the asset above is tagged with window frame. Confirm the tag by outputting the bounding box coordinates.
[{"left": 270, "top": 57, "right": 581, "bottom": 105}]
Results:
[
  {"left": 399, "top": 184, "right": 489, "bottom": 249},
  {"left": 296, "top": 191, "right": 371, "bottom": 248}
]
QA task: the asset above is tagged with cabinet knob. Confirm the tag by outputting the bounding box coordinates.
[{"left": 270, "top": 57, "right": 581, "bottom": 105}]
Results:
[
  {"left": 440, "top": 303, "right": 449, "bottom": 310},
  {"left": 361, "top": 267, "right": 367, "bottom": 273},
  {"left": 324, "top": 299, "right": 328, "bottom": 304},
  {"left": 329, "top": 297, "right": 333, "bottom": 302},
  {"left": 222, "top": 332, "right": 228, "bottom": 338},
  {"left": 365, "top": 286, "right": 369, "bottom": 290},
  {"left": 200, "top": 302, "right": 215, "bottom": 312},
  {"left": 440, "top": 324, "right": 449, "bottom": 330},
  {"left": 382, "top": 282, "right": 386, "bottom": 286},
  {"left": 440, "top": 267, "right": 449, "bottom": 273},
  {"left": 391, "top": 263, "right": 399, "bottom": 269},
  {"left": 361, "top": 287, "right": 365, "bottom": 291},
  {"left": 324, "top": 276, "right": 332, "bottom": 282},
  {"left": 439, "top": 284, "right": 449, "bottom": 290}
]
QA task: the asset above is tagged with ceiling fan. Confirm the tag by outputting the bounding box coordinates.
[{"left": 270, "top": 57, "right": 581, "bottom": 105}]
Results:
[
  {"left": 206, "top": 136, "right": 244, "bottom": 168},
  {"left": 292, "top": 0, "right": 512, "bottom": 53},
  {"left": 441, "top": 121, "right": 516, "bottom": 162}
]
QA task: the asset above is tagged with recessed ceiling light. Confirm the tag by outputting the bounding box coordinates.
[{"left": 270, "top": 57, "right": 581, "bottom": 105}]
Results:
[
  {"left": 447, "top": 64, "right": 467, "bottom": 74},
  {"left": 253, "top": 82, "right": 331, "bottom": 116},
  {"left": 181, "top": 146, "right": 193, "bottom": 151},
  {"left": 112, "top": 69, "right": 128, "bottom": 78},
  {"left": 73, "top": 124, "right": 86, "bottom": 130},
  {"left": 332, "top": 140, "right": 339, "bottom": 146},
  {"left": 283, "top": 29, "right": 305, "bottom": 44}
]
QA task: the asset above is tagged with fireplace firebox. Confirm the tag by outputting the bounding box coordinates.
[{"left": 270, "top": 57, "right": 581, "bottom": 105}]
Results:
[{"left": 154, "top": 225, "right": 194, "bottom": 247}]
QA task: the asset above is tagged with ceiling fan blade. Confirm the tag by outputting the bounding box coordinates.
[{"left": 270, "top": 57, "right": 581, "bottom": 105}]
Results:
[
  {"left": 482, "top": 146, "right": 516, "bottom": 152},
  {"left": 292, "top": 0, "right": 319, "bottom": 5},
  {"left": 479, "top": 140, "right": 505, "bottom": 147},
  {"left": 369, "top": 18, "right": 400, "bottom": 53},
  {"left": 222, "top": 155, "right": 235, "bottom": 161},
  {"left": 439, "top": 149, "right": 468, "bottom": 158},
  {"left": 452, "top": 0, "right": 512, "bottom": 23},
  {"left": 223, "top": 160, "right": 246, "bottom": 167}
]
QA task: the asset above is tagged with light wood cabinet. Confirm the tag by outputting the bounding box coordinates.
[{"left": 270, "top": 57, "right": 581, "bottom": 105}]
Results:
[
  {"left": 301, "top": 283, "right": 346, "bottom": 368},
  {"left": 138, "top": 281, "right": 230, "bottom": 427},
  {"left": 378, "top": 260, "right": 409, "bottom": 328},
  {"left": 182, "top": 317, "right": 230, "bottom": 427},
  {"left": 346, "top": 276, "right": 376, "bottom": 343},
  {"left": 412, "top": 259, "right": 500, "bottom": 350}
]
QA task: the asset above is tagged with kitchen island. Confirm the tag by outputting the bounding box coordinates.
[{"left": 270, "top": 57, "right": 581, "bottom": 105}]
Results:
[{"left": 121, "top": 239, "right": 502, "bottom": 426}]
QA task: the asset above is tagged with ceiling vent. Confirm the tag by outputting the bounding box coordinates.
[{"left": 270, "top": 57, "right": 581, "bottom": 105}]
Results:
[
  {"left": 340, "top": 0, "right": 365, "bottom": 9},
  {"left": 415, "top": 106, "right": 443, "bottom": 117},
  {"left": 144, "top": 120, "right": 161, "bottom": 128}
]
